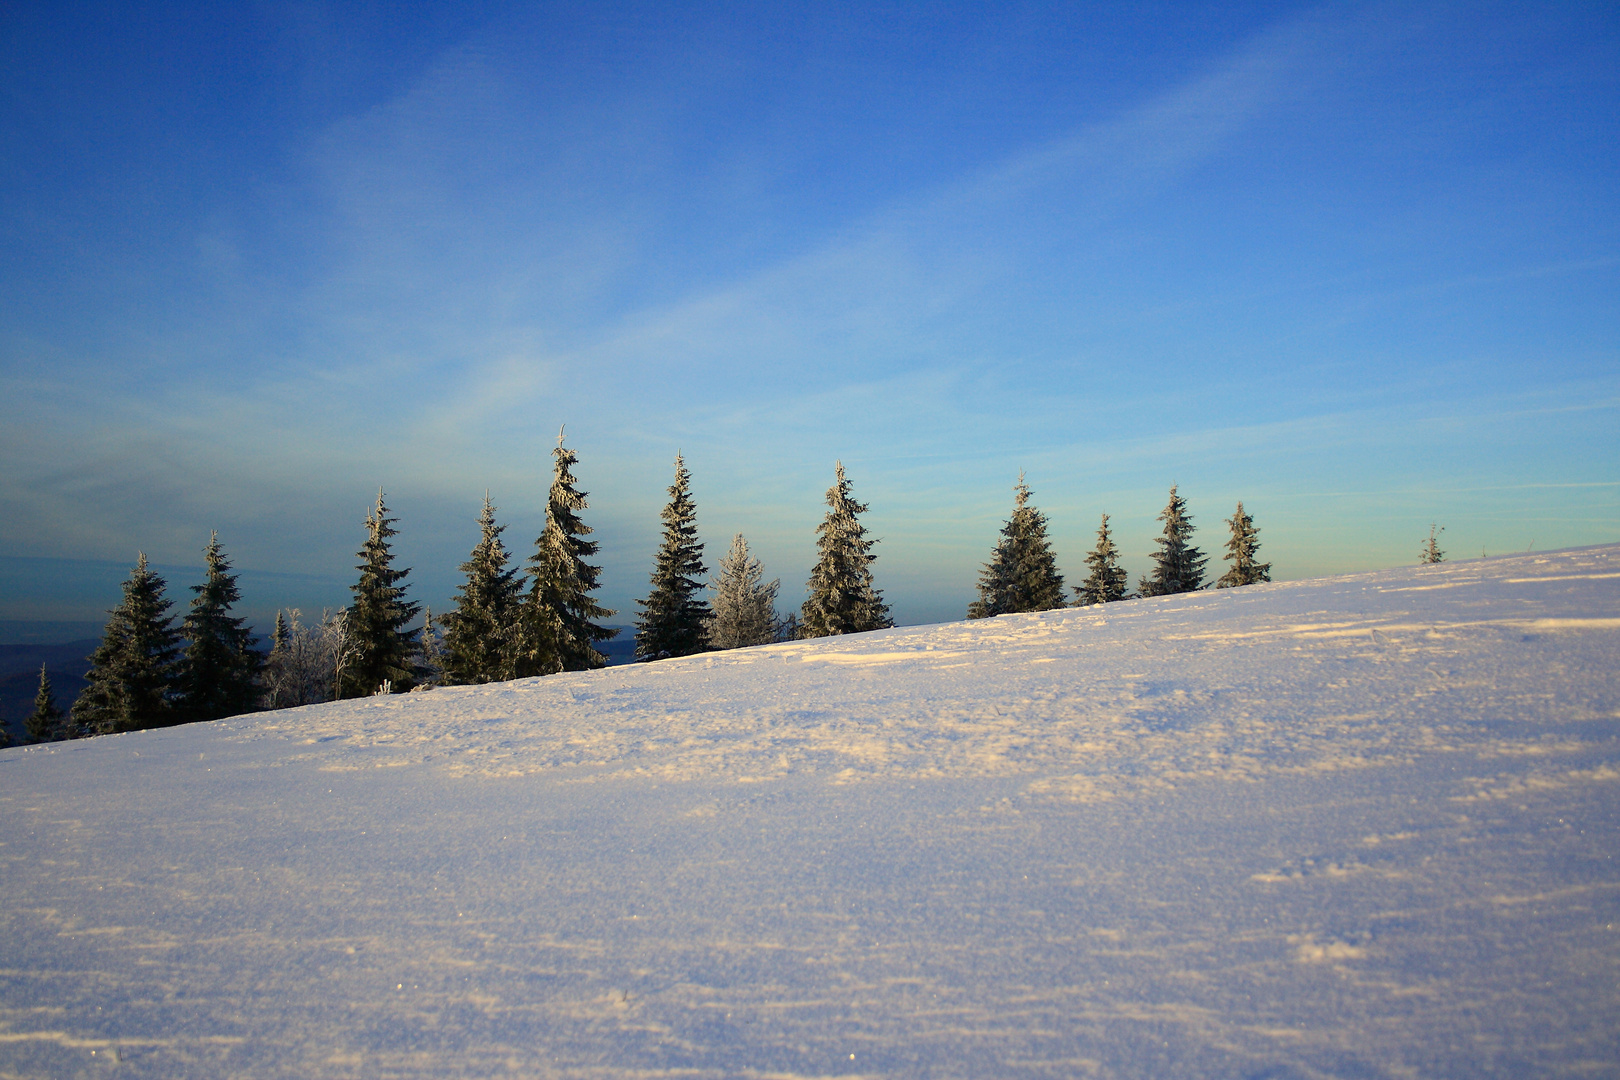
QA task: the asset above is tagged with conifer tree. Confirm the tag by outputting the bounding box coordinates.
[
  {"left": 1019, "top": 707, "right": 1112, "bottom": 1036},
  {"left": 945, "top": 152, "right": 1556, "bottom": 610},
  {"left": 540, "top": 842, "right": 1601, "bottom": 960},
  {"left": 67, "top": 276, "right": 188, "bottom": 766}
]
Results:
[
  {"left": 25, "top": 665, "right": 65, "bottom": 743},
  {"left": 1138, "top": 486, "right": 1207, "bottom": 597},
  {"left": 967, "top": 475, "right": 1066, "bottom": 619},
  {"left": 263, "top": 610, "right": 293, "bottom": 709},
  {"left": 707, "top": 534, "right": 784, "bottom": 650},
  {"left": 635, "top": 454, "right": 711, "bottom": 661},
  {"left": 1215, "top": 502, "right": 1271, "bottom": 588},
  {"left": 1420, "top": 525, "right": 1445, "bottom": 564},
  {"left": 177, "top": 532, "right": 265, "bottom": 721},
  {"left": 517, "top": 432, "right": 616, "bottom": 675},
  {"left": 343, "top": 491, "right": 421, "bottom": 697},
  {"left": 801, "top": 462, "right": 892, "bottom": 638},
  {"left": 416, "top": 607, "right": 446, "bottom": 687},
  {"left": 1075, "top": 513, "right": 1129, "bottom": 605},
  {"left": 71, "top": 553, "right": 182, "bottom": 734},
  {"left": 442, "top": 495, "right": 524, "bottom": 684}
]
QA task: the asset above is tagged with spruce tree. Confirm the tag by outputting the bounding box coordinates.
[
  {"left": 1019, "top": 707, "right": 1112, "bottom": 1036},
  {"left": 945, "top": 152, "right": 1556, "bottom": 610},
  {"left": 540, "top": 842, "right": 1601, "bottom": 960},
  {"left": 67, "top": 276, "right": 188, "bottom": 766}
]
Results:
[
  {"left": 177, "top": 532, "right": 265, "bottom": 721},
  {"left": 801, "top": 462, "right": 892, "bottom": 638},
  {"left": 343, "top": 491, "right": 421, "bottom": 697},
  {"left": 442, "top": 495, "right": 524, "bottom": 684},
  {"left": 71, "top": 553, "right": 182, "bottom": 734},
  {"left": 417, "top": 607, "right": 446, "bottom": 687},
  {"left": 1420, "top": 525, "right": 1445, "bottom": 564},
  {"left": 1215, "top": 502, "right": 1271, "bottom": 588},
  {"left": 1075, "top": 513, "right": 1129, "bottom": 605},
  {"left": 25, "top": 665, "right": 66, "bottom": 743},
  {"left": 517, "top": 433, "right": 616, "bottom": 675},
  {"left": 263, "top": 610, "right": 292, "bottom": 710},
  {"left": 634, "top": 454, "right": 711, "bottom": 661},
  {"left": 967, "top": 475, "right": 1066, "bottom": 619},
  {"left": 708, "top": 533, "right": 783, "bottom": 650},
  {"left": 1138, "top": 485, "right": 1207, "bottom": 597}
]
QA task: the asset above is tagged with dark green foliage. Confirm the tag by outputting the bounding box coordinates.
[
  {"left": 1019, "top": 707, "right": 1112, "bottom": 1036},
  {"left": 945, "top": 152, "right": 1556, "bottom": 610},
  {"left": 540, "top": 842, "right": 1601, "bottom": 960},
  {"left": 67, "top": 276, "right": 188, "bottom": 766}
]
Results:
[
  {"left": 635, "top": 455, "right": 711, "bottom": 661},
  {"left": 1216, "top": 502, "right": 1272, "bottom": 588},
  {"left": 1421, "top": 525, "right": 1445, "bottom": 564},
  {"left": 801, "top": 462, "right": 892, "bottom": 638},
  {"left": 442, "top": 495, "right": 524, "bottom": 684},
  {"left": 707, "top": 534, "right": 785, "bottom": 650},
  {"left": 516, "top": 435, "right": 616, "bottom": 675},
  {"left": 343, "top": 492, "right": 421, "bottom": 697},
  {"left": 968, "top": 476, "right": 1066, "bottom": 618},
  {"left": 1075, "top": 513, "right": 1129, "bottom": 605},
  {"left": 1138, "top": 486, "right": 1207, "bottom": 597},
  {"left": 71, "top": 553, "right": 182, "bottom": 734},
  {"left": 177, "top": 533, "right": 265, "bottom": 721},
  {"left": 25, "top": 664, "right": 66, "bottom": 743}
]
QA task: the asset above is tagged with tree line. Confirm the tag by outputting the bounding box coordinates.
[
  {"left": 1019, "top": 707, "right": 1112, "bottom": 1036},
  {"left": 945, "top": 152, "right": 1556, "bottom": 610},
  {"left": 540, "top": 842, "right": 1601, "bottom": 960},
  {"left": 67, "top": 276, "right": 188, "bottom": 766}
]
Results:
[
  {"left": 965, "top": 478, "right": 1271, "bottom": 618},
  {"left": 8, "top": 434, "right": 1439, "bottom": 746}
]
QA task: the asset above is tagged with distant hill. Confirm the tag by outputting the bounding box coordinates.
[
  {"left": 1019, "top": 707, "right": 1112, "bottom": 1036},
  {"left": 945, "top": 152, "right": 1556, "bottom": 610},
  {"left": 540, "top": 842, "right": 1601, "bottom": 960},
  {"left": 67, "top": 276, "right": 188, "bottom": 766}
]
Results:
[{"left": 597, "top": 627, "right": 638, "bottom": 666}]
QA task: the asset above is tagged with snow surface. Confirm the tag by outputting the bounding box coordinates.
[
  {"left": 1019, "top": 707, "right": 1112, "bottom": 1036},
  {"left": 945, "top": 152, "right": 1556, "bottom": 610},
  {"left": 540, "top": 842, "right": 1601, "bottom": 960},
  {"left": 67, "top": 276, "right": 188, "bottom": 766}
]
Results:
[{"left": 3, "top": 546, "right": 1618, "bottom": 1079}]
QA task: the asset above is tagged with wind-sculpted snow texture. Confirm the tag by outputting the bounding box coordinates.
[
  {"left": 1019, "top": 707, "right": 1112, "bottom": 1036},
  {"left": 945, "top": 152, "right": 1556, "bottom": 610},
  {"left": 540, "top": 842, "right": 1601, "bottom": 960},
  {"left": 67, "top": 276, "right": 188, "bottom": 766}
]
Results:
[{"left": 2, "top": 547, "right": 1618, "bottom": 1079}]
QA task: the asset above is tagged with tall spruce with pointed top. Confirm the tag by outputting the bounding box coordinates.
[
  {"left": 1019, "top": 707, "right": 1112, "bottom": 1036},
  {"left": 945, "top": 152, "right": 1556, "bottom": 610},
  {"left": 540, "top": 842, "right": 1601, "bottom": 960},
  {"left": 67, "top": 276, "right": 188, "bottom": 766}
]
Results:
[
  {"left": 518, "top": 434, "right": 616, "bottom": 675},
  {"left": 177, "top": 532, "right": 265, "bottom": 721},
  {"left": 635, "top": 454, "right": 711, "bottom": 661},
  {"left": 1075, "top": 513, "right": 1129, "bottom": 605},
  {"left": 801, "top": 462, "right": 891, "bottom": 638},
  {"left": 707, "top": 533, "right": 784, "bottom": 650},
  {"left": 71, "top": 553, "right": 182, "bottom": 734},
  {"left": 442, "top": 495, "right": 524, "bottom": 684},
  {"left": 343, "top": 491, "right": 421, "bottom": 697},
  {"left": 1215, "top": 502, "right": 1271, "bottom": 588},
  {"left": 968, "top": 475, "right": 1066, "bottom": 618},
  {"left": 1138, "top": 485, "right": 1207, "bottom": 597},
  {"left": 25, "top": 665, "right": 65, "bottom": 743}
]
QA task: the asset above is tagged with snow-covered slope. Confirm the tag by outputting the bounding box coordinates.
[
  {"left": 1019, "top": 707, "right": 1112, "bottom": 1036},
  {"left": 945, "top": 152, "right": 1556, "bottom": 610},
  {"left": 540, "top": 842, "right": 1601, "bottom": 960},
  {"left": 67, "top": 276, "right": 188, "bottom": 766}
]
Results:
[{"left": 3, "top": 547, "right": 1617, "bottom": 1079}]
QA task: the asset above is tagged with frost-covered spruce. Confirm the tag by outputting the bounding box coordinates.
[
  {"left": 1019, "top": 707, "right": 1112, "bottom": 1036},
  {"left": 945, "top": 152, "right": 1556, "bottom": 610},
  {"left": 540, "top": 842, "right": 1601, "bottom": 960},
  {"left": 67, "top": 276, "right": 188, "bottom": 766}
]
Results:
[
  {"left": 263, "top": 610, "right": 292, "bottom": 709},
  {"left": 262, "top": 608, "right": 337, "bottom": 708},
  {"left": 800, "top": 462, "right": 892, "bottom": 638},
  {"left": 24, "top": 664, "right": 65, "bottom": 743},
  {"left": 177, "top": 532, "right": 264, "bottom": 722},
  {"left": 1138, "top": 485, "right": 1207, "bottom": 597},
  {"left": 968, "top": 475, "right": 1066, "bottom": 618},
  {"left": 71, "top": 553, "right": 182, "bottom": 734},
  {"left": 1075, "top": 513, "right": 1129, "bottom": 606},
  {"left": 517, "top": 433, "right": 616, "bottom": 675},
  {"left": 708, "top": 534, "right": 784, "bottom": 650},
  {"left": 442, "top": 495, "right": 524, "bottom": 684},
  {"left": 343, "top": 492, "right": 422, "bottom": 697},
  {"left": 416, "top": 607, "right": 446, "bottom": 687},
  {"left": 1215, "top": 502, "right": 1271, "bottom": 588},
  {"left": 635, "top": 454, "right": 710, "bottom": 661}
]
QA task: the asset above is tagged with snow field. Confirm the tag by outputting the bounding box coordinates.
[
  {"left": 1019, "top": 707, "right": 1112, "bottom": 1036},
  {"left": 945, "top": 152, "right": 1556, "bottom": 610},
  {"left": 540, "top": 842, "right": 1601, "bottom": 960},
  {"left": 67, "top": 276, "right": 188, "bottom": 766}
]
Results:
[{"left": 1, "top": 545, "right": 1617, "bottom": 1078}]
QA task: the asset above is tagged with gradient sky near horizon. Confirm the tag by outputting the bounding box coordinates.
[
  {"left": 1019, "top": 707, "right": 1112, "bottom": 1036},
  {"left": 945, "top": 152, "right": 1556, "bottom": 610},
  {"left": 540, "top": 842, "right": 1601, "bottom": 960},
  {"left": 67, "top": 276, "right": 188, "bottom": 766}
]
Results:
[{"left": 2, "top": 0, "right": 1616, "bottom": 632}]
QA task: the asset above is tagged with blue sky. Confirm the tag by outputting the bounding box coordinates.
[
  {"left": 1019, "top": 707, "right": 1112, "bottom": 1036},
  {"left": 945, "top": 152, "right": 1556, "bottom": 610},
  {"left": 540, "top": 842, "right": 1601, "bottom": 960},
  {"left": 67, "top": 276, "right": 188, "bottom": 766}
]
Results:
[{"left": 1, "top": 0, "right": 1616, "bottom": 632}]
